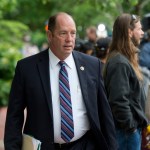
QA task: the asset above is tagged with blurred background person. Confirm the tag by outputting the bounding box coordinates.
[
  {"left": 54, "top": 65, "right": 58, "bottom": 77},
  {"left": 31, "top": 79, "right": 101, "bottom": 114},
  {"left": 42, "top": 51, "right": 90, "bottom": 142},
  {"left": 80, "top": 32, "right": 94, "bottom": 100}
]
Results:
[
  {"left": 21, "top": 34, "right": 39, "bottom": 58},
  {"left": 139, "top": 29, "right": 150, "bottom": 98},
  {"left": 82, "top": 42, "right": 94, "bottom": 55},
  {"left": 74, "top": 38, "right": 85, "bottom": 52},
  {"left": 139, "top": 29, "right": 150, "bottom": 70},
  {"left": 139, "top": 29, "right": 150, "bottom": 134},
  {"left": 95, "top": 37, "right": 112, "bottom": 73},
  {"left": 85, "top": 26, "right": 97, "bottom": 56}
]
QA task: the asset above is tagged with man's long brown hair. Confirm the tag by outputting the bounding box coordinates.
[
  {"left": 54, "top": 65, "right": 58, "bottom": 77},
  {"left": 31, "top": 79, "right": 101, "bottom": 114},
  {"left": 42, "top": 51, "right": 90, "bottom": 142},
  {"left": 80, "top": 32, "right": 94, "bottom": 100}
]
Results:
[{"left": 108, "top": 13, "right": 142, "bottom": 80}]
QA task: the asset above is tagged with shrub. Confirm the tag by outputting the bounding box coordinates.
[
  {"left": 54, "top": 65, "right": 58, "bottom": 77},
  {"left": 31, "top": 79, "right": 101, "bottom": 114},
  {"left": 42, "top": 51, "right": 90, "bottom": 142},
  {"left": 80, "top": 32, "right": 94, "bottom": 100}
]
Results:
[{"left": 0, "top": 20, "right": 29, "bottom": 106}]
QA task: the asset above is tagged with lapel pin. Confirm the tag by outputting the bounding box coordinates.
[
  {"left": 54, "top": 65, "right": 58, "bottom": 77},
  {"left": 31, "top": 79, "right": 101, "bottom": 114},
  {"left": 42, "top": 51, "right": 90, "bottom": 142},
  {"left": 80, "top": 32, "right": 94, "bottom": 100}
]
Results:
[{"left": 80, "top": 66, "right": 84, "bottom": 71}]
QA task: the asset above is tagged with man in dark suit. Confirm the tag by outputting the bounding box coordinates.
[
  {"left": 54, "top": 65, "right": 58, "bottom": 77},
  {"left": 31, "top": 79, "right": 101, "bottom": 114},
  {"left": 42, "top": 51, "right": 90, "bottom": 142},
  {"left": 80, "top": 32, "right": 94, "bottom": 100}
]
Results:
[{"left": 4, "top": 12, "right": 117, "bottom": 150}]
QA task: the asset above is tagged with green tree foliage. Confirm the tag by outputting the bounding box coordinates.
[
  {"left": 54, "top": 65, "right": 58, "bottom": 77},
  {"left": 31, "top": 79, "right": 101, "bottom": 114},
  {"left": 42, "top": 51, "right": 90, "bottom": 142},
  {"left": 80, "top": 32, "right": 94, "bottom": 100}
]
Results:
[
  {"left": 0, "top": 20, "right": 29, "bottom": 106},
  {"left": 2, "top": 0, "right": 150, "bottom": 38},
  {"left": 0, "top": 0, "right": 18, "bottom": 19},
  {"left": 0, "top": 0, "right": 150, "bottom": 106}
]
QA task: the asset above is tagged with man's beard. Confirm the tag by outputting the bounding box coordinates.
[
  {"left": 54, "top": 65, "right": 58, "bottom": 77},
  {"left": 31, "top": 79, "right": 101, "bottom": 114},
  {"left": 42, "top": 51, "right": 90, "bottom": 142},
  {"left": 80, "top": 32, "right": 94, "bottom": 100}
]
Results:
[{"left": 131, "top": 35, "right": 140, "bottom": 47}]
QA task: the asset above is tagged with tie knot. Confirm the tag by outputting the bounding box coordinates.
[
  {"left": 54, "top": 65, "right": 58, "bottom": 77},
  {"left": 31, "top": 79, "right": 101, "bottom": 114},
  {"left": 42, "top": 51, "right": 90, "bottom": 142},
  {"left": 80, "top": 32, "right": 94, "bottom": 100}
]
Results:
[{"left": 59, "top": 61, "right": 65, "bottom": 67}]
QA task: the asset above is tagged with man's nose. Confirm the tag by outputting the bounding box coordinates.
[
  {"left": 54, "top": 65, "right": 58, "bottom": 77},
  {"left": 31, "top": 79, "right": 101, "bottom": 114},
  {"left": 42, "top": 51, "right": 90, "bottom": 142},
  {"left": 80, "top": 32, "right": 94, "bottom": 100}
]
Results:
[{"left": 65, "top": 33, "right": 72, "bottom": 41}]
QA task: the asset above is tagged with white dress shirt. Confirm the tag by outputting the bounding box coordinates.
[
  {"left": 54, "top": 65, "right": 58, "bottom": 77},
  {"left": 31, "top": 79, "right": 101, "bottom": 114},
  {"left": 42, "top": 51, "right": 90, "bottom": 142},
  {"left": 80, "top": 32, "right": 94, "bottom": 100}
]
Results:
[{"left": 49, "top": 49, "right": 90, "bottom": 143}]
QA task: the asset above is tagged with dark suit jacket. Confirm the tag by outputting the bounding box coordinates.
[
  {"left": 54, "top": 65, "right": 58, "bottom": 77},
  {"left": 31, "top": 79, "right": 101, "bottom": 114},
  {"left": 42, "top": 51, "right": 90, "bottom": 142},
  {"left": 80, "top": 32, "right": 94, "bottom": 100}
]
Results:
[{"left": 4, "top": 49, "right": 117, "bottom": 150}]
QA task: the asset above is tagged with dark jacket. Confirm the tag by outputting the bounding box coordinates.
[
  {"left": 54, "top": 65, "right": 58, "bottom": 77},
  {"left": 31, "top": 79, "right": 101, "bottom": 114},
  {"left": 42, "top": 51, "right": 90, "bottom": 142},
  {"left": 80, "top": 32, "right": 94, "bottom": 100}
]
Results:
[
  {"left": 139, "top": 42, "right": 150, "bottom": 70},
  {"left": 104, "top": 53, "right": 148, "bottom": 131},
  {"left": 4, "top": 49, "right": 117, "bottom": 150}
]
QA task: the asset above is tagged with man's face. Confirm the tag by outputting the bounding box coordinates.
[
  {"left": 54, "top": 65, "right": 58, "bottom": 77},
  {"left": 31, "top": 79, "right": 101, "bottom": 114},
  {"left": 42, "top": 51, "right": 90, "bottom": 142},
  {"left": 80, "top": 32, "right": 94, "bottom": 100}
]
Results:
[
  {"left": 47, "top": 14, "right": 76, "bottom": 60},
  {"left": 131, "top": 21, "right": 144, "bottom": 47},
  {"left": 86, "top": 29, "right": 97, "bottom": 42}
]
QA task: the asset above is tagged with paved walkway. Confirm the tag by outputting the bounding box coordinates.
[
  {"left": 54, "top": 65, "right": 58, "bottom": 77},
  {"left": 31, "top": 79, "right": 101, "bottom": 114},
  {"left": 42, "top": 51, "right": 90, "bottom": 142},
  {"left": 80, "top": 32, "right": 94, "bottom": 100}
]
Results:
[{"left": 0, "top": 107, "right": 7, "bottom": 150}]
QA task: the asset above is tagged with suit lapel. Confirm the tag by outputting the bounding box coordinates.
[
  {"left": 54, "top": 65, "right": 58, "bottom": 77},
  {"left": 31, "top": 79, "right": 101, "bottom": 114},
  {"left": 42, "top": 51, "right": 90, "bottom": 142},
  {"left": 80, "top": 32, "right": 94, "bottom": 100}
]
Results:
[
  {"left": 72, "top": 51, "right": 88, "bottom": 107},
  {"left": 73, "top": 51, "right": 100, "bottom": 128},
  {"left": 37, "top": 49, "right": 53, "bottom": 120}
]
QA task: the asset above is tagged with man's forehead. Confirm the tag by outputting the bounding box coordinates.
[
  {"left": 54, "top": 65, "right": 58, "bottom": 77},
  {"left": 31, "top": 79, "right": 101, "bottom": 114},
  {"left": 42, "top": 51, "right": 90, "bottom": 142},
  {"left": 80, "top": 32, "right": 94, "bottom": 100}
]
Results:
[{"left": 134, "top": 21, "right": 142, "bottom": 28}]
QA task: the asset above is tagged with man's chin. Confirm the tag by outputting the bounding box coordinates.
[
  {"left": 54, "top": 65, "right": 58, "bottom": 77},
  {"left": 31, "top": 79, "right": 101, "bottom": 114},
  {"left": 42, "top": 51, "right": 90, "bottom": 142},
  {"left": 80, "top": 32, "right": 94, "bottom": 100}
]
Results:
[
  {"left": 64, "top": 48, "right": 73, "bottom": 52},
  {"left": 131, "top": 38, "right": 140, "bottom": 47}
]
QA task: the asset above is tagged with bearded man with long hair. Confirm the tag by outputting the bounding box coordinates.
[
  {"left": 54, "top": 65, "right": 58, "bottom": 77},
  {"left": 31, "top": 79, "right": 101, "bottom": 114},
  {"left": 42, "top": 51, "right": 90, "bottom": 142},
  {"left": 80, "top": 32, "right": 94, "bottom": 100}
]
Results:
[{"left": 103, "top": 13, "right": 148, "bottom": 150}]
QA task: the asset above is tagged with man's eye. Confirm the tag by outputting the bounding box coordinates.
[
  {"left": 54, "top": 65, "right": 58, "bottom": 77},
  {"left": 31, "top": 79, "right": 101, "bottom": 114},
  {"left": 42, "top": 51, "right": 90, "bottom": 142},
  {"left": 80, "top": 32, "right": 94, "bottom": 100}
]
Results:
[
  {"left": 60, "top": 32, "right": 66, "bottom": 35},
  {"left": 71, "top": 32, "right": 76, "bottom": 37}
]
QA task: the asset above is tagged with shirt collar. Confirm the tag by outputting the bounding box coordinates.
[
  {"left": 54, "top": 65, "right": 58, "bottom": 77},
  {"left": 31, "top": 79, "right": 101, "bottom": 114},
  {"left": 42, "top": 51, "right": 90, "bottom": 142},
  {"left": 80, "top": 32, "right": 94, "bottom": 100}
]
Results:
[{"left": 49, "top": 48, "right": 74, "bottom": 69}]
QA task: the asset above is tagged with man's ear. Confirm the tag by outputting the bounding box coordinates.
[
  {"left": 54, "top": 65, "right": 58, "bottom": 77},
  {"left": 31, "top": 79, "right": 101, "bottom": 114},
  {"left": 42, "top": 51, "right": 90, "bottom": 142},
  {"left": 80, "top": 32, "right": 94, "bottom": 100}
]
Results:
[
  {"left": 46, "top": 30, "right": 52, "bottom": 42},
  {"left": 128, "top": 28, "right": 133, "bottom": 38}
]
